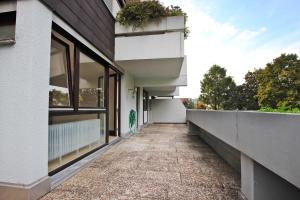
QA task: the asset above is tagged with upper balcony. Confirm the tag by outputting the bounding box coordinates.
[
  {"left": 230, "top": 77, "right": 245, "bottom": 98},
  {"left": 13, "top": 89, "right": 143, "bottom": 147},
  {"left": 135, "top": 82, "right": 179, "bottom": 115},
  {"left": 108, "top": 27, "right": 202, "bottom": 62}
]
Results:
[
  {"left": 115, "top": 16, "right": 185, "bottom": 82},
  {"left": 115, "top": 16, "right": 185, "bottom": 36}
]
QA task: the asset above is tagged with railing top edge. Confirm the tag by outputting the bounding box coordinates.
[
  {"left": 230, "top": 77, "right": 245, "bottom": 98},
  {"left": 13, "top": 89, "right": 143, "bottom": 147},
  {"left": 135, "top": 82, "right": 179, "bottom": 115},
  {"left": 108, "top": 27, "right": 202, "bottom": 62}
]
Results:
[{"left": 186, "top": 109, "right": 300, "bottom": 116}]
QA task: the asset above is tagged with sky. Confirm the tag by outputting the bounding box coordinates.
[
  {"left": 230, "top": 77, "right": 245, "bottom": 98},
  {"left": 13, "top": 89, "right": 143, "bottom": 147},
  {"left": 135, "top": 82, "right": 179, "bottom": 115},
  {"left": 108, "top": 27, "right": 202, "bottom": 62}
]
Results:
[{"left": 160, "top": 0, "right": 300, "bottom": 98}]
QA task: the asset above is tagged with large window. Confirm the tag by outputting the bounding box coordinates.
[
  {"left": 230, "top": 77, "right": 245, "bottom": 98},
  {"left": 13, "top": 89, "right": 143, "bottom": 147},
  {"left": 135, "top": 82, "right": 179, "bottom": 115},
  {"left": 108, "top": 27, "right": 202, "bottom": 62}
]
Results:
[{"left": 48, "top": 29, "right": 114, "bottom": 174}]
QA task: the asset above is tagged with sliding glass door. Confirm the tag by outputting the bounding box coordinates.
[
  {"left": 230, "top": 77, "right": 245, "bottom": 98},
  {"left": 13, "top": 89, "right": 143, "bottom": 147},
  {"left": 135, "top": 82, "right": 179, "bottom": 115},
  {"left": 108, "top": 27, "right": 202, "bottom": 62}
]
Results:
[
  {"left": 48, "top": 114, "right": 105, "bottom": 172},
  {"left": 48, "top": 29, "right": 113, "bottom": 174}
]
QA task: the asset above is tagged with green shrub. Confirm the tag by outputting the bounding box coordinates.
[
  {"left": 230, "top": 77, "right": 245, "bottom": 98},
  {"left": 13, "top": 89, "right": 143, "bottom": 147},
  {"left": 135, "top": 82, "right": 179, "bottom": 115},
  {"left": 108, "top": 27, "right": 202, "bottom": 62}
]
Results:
[
  {"left": 116, "top": 1, "right": 190, "bottom": 39},
  {"left": 117, "top": 1, "right": 166, "bottom": 29},
  {"left": 259, "top": 106, "right": 300, "bottom": 114}
]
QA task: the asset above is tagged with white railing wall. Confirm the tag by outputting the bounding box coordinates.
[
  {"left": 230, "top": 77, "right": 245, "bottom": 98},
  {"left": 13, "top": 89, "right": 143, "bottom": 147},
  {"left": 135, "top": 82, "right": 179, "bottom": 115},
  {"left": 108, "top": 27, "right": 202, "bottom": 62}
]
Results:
[{"left": 187, "top": 110, "right": 300, "bottom": 199}]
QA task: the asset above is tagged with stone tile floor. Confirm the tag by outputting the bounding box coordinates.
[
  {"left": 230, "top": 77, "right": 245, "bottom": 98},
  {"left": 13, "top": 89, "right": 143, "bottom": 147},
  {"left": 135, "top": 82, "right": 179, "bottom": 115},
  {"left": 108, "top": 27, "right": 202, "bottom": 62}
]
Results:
[{"left": 42, "top": 124, "right": 240, "bottom": 200}]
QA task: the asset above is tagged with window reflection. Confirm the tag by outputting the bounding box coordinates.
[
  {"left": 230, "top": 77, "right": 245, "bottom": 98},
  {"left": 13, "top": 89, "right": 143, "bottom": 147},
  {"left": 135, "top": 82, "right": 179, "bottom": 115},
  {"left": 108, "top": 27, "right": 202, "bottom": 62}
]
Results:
[
  {"left": 79, "top": 52, "right": 105, "bottom": 108},
  {"left": 49, "top": 39, "right": 71, "bottom": 107}
]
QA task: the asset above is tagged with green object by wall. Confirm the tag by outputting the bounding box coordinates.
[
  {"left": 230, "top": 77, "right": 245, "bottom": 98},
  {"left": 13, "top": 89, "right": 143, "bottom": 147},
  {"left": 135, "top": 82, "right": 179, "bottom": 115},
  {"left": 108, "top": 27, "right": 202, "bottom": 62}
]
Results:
[{"left": 129, "top": 109, "right": 136, "bottom": 132}]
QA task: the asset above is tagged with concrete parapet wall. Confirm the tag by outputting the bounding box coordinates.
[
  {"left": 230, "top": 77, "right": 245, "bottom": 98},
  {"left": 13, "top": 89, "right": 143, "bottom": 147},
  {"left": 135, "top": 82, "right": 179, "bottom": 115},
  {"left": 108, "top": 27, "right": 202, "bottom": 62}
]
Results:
[
  {"left": 188, "top": 122, "right": 241, "bottom": 172},
  {"left": 187, "top": 110, "right": 300, "bottom": 189}
]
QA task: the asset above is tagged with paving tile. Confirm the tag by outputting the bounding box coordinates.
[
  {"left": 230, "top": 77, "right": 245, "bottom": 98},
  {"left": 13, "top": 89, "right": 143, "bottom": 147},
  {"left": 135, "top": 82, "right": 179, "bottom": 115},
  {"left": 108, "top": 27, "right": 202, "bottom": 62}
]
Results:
[{"left": 42, "top": 124, "right": 240, "bottom": 200}]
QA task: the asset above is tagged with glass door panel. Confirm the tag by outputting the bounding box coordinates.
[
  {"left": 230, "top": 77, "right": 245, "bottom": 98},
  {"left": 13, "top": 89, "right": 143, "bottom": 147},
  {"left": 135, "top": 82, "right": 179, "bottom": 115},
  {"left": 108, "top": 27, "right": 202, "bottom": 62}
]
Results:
[{"left": 48, "top": 113, "right": 106, "bottom": 172}]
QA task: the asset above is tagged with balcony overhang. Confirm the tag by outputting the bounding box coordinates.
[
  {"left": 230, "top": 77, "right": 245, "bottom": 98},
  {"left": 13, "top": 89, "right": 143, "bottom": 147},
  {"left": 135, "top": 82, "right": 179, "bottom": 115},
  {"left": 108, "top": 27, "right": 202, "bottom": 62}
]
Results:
[
  {"left": 135, "top": 56, "right": 187, "bottom": 87},
  {"left": 115, "top": 32, "right": 184, "bottom": 79},
  {"left": 115, "top": 16, "right": 185, "bottom": 80},
  {"left": 145, "top": 86, "right": 179, "bottom": 97}
]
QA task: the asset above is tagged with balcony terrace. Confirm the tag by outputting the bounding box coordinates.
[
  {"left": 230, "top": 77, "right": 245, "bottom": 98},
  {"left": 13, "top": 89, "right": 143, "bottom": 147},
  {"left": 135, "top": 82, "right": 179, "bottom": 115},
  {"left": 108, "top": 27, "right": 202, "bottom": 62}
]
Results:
[{"left": 42, "top": 124, "right": 240, "bottom": 199}]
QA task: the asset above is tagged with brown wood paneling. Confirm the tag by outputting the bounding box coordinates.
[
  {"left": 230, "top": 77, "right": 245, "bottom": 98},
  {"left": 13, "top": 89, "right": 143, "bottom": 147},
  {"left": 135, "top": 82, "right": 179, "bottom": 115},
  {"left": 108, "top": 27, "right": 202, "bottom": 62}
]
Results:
[{"left": 40, "top": 0, "right": 115, "bottom": 61}]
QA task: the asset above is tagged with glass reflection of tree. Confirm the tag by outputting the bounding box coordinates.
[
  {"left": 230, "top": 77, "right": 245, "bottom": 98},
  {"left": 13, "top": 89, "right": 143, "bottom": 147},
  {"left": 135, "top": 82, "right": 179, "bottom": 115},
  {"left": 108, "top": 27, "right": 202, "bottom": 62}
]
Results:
[
  {"left": 49, "top": 89, "right": 69, "bottom": 106},
  {"left": 79, "top": 88, "right": 104, "bottom": 107}
]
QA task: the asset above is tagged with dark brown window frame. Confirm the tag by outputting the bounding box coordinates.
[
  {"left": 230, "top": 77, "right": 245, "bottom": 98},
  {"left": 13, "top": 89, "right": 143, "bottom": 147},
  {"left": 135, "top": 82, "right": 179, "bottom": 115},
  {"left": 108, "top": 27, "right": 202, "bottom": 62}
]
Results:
[
  {"left": 143, "top": 90, "right": 149, "bottom": 124},
  {"left": 49, "top": 23, "right": 123, "bottom": 114},
  {"left": 118, "top": 74, "right": 121, "bottom": 137},
  {"left": 0, "top": 11, "right": 16, "bottom": 44},
  {"left": 49, "top": 26, "right": 110, "bottom": 118},
  {"left": 136, "top": 87, "right": 140, "bottom": 127},
  {"left": 48, "top": 22, "right": 122, "bottom": 175},
  {"left": 49, "top": 34, "right": 74, "bottom": 109},
  {"left": 107, "top": 73, "right": 120, "bottom": 137}
]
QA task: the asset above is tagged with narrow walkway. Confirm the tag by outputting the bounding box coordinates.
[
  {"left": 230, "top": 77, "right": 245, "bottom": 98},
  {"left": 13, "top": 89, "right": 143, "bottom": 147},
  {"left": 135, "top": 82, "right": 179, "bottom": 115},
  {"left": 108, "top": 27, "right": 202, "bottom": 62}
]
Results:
[{"left": 42, "top": 124, "right": 240, "bottom": 200}]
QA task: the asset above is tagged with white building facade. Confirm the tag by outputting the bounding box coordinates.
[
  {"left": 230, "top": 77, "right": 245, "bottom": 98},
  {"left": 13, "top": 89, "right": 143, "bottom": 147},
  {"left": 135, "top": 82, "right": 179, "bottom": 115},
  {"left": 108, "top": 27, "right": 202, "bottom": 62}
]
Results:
[{"left": 0, "top": 0, "right": 187, "bottom": 199}]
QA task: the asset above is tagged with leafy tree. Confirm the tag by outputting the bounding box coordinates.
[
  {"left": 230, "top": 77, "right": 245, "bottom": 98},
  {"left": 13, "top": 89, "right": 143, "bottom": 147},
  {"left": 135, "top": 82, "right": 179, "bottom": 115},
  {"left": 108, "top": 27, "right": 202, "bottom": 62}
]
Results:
[
  {"left": 223, "top": 84, "right": 239, "bottom": 110},
  {"left": 199, "top": 65, "right": 236, "bottom": 110},
  {"left": 257, "top": 54, "right": 300, "bottom": 109},
  {"left": 234, "top": 70, "right": 260, "bottom": 110}
]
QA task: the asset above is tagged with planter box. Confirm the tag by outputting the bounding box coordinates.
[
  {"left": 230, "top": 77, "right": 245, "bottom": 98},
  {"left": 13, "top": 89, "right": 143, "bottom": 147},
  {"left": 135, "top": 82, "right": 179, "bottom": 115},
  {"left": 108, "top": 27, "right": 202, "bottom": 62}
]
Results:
[{"left": 115, "top": 16, "right": 185, "bottom": 35}]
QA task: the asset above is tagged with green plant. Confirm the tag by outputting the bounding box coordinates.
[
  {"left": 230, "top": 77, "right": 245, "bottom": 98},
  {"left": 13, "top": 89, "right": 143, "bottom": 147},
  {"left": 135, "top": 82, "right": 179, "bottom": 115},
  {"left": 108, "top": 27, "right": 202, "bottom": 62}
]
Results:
[
  {"left": 117, "top": 1, "right": 166, "bottom": 29},
  {"left": 116, "top": 1, "right": 190, "bottom": 39},
  {"left": 259, "top": 106, "right": 300, "bottom": 114}
]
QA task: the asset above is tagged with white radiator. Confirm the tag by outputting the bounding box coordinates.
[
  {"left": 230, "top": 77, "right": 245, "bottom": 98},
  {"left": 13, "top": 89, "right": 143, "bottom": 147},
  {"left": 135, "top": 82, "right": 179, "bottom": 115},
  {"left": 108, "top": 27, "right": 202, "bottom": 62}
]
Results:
[{"left": 48, "top": 119, "right": 104, "bottom": 161}]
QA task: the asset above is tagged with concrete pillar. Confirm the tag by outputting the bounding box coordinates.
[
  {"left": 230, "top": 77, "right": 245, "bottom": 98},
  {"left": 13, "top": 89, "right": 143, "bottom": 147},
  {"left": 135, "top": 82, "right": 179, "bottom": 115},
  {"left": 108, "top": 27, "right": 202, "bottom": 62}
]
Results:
[
  {"left": 241, "top": 153, "right": 300, "bottom": 200},
  {"left": 0, "top": 1, "right": 52, "bottom": 199},
  {"left": 241, "top": 153, "right": 254, "bottom": 200},
  {"left": 137, "top": 87, "right": 144, "bottom": 129},
  {"left": 120, "top": 71, "right": 136, "bottom": 136}
]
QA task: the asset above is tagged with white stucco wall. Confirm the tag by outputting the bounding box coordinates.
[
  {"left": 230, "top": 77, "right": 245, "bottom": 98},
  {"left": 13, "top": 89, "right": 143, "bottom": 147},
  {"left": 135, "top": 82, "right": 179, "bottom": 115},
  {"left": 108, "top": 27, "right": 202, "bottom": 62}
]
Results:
[
  {"left": 0, "top": 0, "right": 52, "bottom": 185},
  {"left": 120, "top": 71, "right": 137, "bottom": 135},
  {"left": 115, "top": 32, "right": 184, "bottom": 61},
  {"left": 150, "top": 99, "right": 186, "bottom": 123},
  {"left": 112, "top": 0, "right": 121, "bottom": 18}
]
